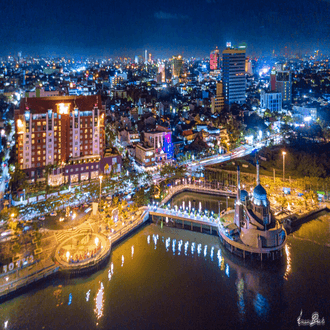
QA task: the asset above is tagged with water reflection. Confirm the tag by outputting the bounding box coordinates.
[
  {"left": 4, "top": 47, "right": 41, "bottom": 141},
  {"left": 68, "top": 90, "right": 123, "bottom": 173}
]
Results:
[
  {"left": 68, "top": 293, "right": 72, "bottom": 305},
  {"left": 191, "top": 242, "right": 195, "bottom": 255},
  {"left": 236, "top": 278, "right": 245, "bottom": 319},
  {"left": 225, "top": 264, "right": 230, "bottom": 277},
  {"left": 86, "top": 290, "right": 91, "bottom": 302},
  {"left": 94, "top": 282, "right": 104, "bottom": 322},
  {"left": 178, "top": 239, "right": 183, "bottom": 254},
  {"left": 284, "top": 244, "right": 291, "bottom": 280},
  {"left": 172, "top": 239, "right": 176, "bottom": 255},
  {"left": 253, "top": 293, "right": 269, "bottom": 318}
]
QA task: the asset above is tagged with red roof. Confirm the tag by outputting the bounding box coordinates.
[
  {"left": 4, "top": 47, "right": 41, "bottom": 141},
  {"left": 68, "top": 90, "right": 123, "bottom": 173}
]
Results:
[
  {"left": 182, "top": 129, "right": 194, "bottom": 136},
  {"left": 19, "top": 95, "right": 102, "bottom": 114}
]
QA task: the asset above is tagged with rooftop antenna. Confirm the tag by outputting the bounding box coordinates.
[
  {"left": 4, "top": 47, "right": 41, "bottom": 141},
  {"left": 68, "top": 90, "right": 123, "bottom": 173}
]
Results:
[{"left": 256, "top": 159, "right": 260, "bottom": 185}]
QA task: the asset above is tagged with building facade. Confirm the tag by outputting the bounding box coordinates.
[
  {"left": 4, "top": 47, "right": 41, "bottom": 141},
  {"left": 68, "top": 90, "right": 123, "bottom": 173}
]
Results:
[
  {"left": 171, "top": 55, "right": 183, "bottom": 78},
  {"left": 260, "top": 90, "right": 282, "bottom": 112},
  {"left": 222, "top": 47, "right": 246, "bottom": 105},
  {"left": 210, "top": 47, "right": 220, "bottom": 71},
  {"left": 15, "top": 95, "right": 111, "bottom": 184},
  {"left": 211, "top": 81, "right": 225, "bottom": 113},
  {"left": 275, "top": 70, "right": 292, "bottom": 105}
]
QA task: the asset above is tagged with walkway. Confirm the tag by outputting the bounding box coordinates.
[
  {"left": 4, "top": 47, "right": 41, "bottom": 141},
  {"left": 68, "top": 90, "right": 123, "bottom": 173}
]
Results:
[
  {"left": 161, "top": 183, "right": 237, "bottom": 206},
  {"left": 0, "top": 207, "right": 150, "bottom": 300}
]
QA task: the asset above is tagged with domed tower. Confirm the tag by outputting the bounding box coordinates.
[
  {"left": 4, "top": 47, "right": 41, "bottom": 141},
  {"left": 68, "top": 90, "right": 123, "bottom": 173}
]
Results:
[{"left": 251, "top": 161, "right": 272, "bottom": 227}]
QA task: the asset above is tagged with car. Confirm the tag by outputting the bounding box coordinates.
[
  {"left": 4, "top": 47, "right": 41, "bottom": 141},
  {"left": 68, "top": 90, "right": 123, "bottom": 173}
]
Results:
[
  {"left": 39, "top": 216, "right": 45, "bottom": 221},
  {"left": 50, "top": 212, "right": 57, "bottom": 217}
]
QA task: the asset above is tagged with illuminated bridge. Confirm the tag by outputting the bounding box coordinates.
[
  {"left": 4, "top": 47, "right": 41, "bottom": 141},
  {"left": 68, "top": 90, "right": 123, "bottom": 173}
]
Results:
[
  {"left": 149, "top": 205, "right": 221, "bottom": 235},
  {"left": 160, "top": 182, "right": 237, "bottom": 206}
]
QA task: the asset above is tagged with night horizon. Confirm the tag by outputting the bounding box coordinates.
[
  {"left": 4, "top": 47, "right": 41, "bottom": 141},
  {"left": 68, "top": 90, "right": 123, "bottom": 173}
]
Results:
[{"left": 2, "top": 0, "right": 330, "bottom": 58}]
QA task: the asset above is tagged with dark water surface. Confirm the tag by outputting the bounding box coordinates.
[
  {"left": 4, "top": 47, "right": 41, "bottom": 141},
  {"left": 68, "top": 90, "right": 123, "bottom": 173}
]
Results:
[{"left": 1, "top": 193, "right": 330, "bottom": 330}]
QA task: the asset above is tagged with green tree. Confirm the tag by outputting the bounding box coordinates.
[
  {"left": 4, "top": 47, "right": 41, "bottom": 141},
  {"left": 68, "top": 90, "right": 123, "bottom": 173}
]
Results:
[{"left": 9, "top": 163, "right": 27, "bottom": 192}]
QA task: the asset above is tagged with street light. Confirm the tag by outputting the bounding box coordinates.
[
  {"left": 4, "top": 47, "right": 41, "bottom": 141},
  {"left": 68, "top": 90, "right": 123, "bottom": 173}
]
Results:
[
  {"left": 99, "top": 175, "right": 103, "bottom": 205},
  {"left": 282, "top": 152, "right": 286, "bottom": 182}
]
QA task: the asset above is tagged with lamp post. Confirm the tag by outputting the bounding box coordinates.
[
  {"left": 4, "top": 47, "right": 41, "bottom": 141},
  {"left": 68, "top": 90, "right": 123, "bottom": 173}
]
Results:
[
  {"left": 99, "top": 175, "right": 103, "bottom": 205},
  {"left": 282, "top": 151, "right": 286, "bottom": 182},
  {"left": 218, "top": 201, "right": 222, "bottom": 221},
  {"left": 98, "top": 175, "right": 103, "bottom": 228},
  {"left": 226, "top": 196, "right": 229, "bottom": 210}
]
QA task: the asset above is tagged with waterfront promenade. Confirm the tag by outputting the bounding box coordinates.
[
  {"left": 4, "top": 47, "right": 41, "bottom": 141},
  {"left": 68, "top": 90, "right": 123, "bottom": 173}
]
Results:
[
  {"left": 0, "top": 207, "right": 149, "bottom": 300},
  {"left": 161, "top": 182, "right": 236, "bottom": 206},
  {"left": 1, "top": 188, "right": 328, "bottom": 300}
]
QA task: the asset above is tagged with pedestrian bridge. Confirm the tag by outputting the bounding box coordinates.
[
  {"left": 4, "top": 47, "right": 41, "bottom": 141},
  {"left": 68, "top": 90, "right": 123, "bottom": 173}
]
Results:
[
  {"left": 160, "top": 183, "right": 237, "bottom": 206},
  {"left": 148, "top": 205, "right": 222, "bottom": 235}
]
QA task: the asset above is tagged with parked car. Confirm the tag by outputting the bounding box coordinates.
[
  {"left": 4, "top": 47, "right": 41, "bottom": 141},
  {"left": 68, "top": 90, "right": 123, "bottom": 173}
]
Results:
[
  {"left": 39, "top": 216, "right": 45, "bottom": 221},
  {"left": 50, "top": 212, "right": 57, "bottom": 217}
]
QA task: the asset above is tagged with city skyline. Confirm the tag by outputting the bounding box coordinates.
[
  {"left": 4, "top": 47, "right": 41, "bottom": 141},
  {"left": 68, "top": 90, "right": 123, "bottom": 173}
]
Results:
[{"left": 1, "top": 0, "right": 330, "bottom": 58}]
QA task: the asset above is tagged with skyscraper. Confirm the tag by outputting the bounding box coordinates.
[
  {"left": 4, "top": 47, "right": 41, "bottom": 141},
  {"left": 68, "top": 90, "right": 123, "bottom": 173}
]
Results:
[
  {"left": 144, "top": 50, "right": 148, "bottom": 64},
  {"left": 222, "top": 45, "right": 246, "bottom": 105},
  {"left": 210, "top": 47, "right": 220, "bottom": 71},
  {"left": 275, "top": 70, "right": 292, "bottom": 105},
  {"left": 158, "top": 63, "right": 165, "bottom": 83},
  {"left": 270, "top": 64, "right": 292, "bottom": 105},
  {"left": 211, "top": 81, "right": 225, "bottom": 113},
  {"left": 171, "top": 55, "right": 183, "bottom": 78}
]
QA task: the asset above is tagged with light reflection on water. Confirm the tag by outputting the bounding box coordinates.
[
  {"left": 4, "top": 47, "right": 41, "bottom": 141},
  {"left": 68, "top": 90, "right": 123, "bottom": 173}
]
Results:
[
  {"left": 94, "top": 282, "right": 104, "bottom": 323},
  {"left": 284, "top": 244, "right": 291, "bottom": 280},
  {"left": 1, "top": 213, "right": 330, "bottom": 330}
]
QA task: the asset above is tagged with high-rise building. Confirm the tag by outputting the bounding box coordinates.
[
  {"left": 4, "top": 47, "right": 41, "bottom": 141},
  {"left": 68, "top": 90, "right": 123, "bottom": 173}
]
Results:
[
  {"left": 275, "top": 70, "right": 292, "bottom": 105},
  {"left": 171, "top": 55, "right": 183, "bottom": 78},
  {"left": 144, "top": 50, "right": 148, "bottom": 63},
  {"left": 222, "top": 46, "right": 246, "bottom": 105},
  {"left": 270, "top": 68, "right": 276, "bottom": 91},
  {"left": 15, "top": 96, "right": 120, "bottom": 185},
  {"left": 211, "top": 81, "right": 225, "bottom": 114},
  {"left": 270, "top": 64, "right": 292, "bottom": 105},
  {"left": 245, "top": 57, "right": 252, "bottom": 75},
  {"left": 260, "top": 90, "right": 282, "bottom": 113},
  {"left": 210, "top": 47, "right": 220, "bottom": 71},
  {"left": 158, "top": 63, "right": 165, "bottom": 83}
]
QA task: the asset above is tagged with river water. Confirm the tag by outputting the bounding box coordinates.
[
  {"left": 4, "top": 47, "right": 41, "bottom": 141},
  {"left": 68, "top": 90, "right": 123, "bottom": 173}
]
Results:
[{"left": 1, "top": 192, "right": 329, "bottom": 330}]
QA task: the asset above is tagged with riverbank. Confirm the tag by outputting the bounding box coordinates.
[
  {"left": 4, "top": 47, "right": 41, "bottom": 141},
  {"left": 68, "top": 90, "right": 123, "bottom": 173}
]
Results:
[{"left": 0, "top": 207, "right": 149, "bottom": 302}]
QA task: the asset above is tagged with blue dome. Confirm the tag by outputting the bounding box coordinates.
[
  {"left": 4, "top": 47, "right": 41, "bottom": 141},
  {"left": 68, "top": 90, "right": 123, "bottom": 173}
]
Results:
[
  {"left": 253, "top": 184, "right": 267, "bottom": 201},
  {"left": 240, "top": 189, "right": 248, "bottom": 202}
]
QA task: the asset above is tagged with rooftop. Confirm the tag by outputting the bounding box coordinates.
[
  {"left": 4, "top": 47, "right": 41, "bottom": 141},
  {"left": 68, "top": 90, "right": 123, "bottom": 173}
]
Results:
[{"left": 19, "top": 95, "right": 103, "bottom": 114}]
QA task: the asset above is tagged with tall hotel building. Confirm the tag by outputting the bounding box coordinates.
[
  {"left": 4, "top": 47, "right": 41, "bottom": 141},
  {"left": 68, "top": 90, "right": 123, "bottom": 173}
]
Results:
[
  {"left": 222, "top": 46, "right": 246, "bottom": 105},
  {"left": 15, "top": 95, "right": 120, "bottom": 185},
  {"left": 210, "top": 47, "right": 220, "bottom": 71}
]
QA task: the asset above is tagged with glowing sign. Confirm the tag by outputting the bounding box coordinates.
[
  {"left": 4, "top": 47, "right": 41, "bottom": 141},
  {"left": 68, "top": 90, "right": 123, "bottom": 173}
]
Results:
[{"left": 57, "top": 103, "right": 70, "bottom": 114}]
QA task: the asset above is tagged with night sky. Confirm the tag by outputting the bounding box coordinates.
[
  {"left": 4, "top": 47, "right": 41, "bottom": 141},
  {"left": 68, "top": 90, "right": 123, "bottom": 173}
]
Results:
[{"left": 1, "top": 0, "right": 330, "bottom": 57}]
